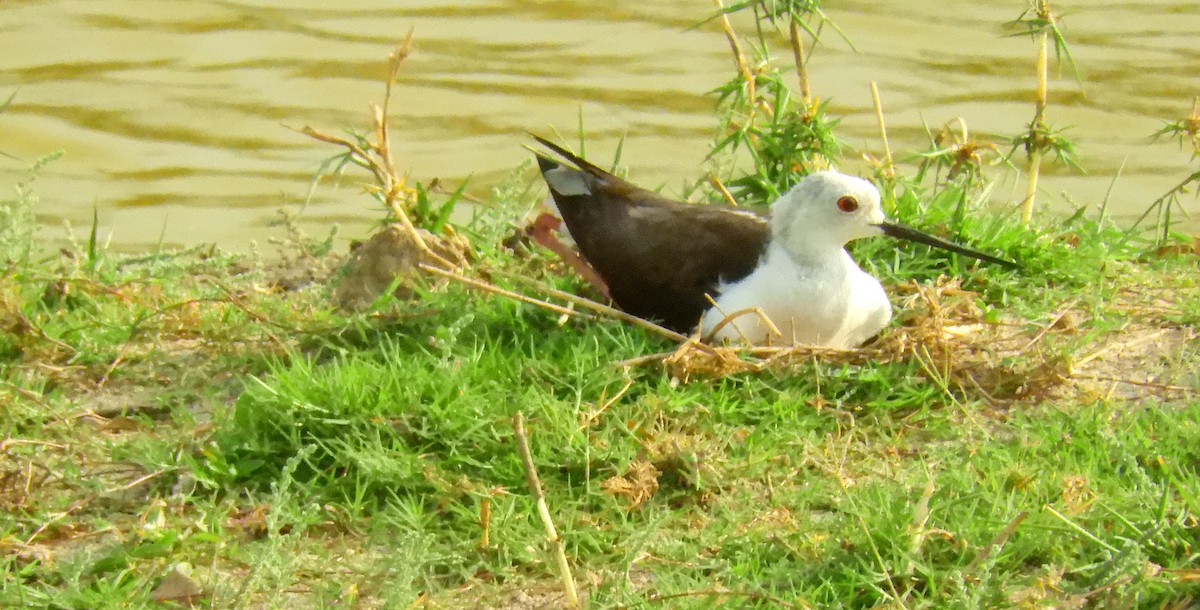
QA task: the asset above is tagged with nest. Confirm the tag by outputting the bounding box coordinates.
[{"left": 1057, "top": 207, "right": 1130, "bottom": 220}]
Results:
[{"left": 631, "top": 276, "right": 1066, "bottom": 403}]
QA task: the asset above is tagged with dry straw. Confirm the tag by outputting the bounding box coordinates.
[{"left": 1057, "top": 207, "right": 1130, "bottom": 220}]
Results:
[
  {"left": 292, "top": 32, "right": 459, "bottom": 272},
  {"left": 512, "top": 412, "right": 581, "bottom": 609}
]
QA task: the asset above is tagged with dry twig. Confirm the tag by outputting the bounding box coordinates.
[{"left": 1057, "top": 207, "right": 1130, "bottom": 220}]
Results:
[
  {"left": 291, "top": 32, "right": 456, "bottom": 271},
  {"left": 419, "top": 263, "right": 586, "bottom": 321},
  {"left": 513, "top": 412, "right": 581, "bottom": 609},
  {"left": 642, "top": 588, "right": 797, "bottom": 608},
  {"left": 495, "top": 270, "right": 703, "bottom": 347},
  {"left": 788, "top": 18, "right": 811, "bottom": 105},
  {"left": 871, "top": 81, "right": 895, "bottom": 178},
  {"left": 965, "top": 511, "right": 1028, "bottom": 577},
  {"left": 714, "top": 0, "right": 756, "bottom": 116}
]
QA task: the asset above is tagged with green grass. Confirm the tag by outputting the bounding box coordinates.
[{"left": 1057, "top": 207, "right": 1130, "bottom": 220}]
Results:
[
  {"left": 197, "top": 270, "right": 1198, "bottom": 608},
  {"left": 4, "top": 18, "right": 1200, "bottom": 609},
  {"left": 7, "top": 199, "right": 1196, "bottom": 608}
]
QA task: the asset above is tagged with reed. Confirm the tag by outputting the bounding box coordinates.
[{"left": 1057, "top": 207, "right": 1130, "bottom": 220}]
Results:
[
  {"left": 1004, "top": 0, "right": 1083, "bottom": 224},
  {"left": 707, "top": 0, "right": 849, "bottom": 206},
  {"left": 1135, "top": 97, "right": 1200, "bottom": 244}
]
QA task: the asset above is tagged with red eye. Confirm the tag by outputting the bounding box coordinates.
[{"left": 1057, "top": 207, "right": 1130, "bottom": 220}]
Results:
[{"left": 837, "top": 196, "right": 859, "bottom": 213}]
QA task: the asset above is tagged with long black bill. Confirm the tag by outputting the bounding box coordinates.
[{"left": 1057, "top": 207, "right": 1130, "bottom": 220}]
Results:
[{"left": 878, "top": 222, "right": 1019, "bottom": 270}]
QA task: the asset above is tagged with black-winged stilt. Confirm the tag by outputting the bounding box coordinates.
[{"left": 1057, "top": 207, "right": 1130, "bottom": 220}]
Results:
[{"left": 532, "top": 136, "right": 1016, "bottom": 346}]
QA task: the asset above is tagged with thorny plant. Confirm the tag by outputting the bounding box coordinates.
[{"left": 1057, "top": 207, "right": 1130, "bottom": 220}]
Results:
[
  {"left": 914, "top": 118, "right": 1006, "bottom": 187},
  {"left": 911, "top": 118, "right": 1010, "bottom": 237},
  {"left": 1153, "top": 96, "right": 1200, "bottom": 161},
  {"left": 1004, "top": 0, "right": 1084, "bottom": 224},
  {"left": 712, "top": 0, "right": 852, "bottom": 108},
  {"left": 1135, "top": 97, "right": 1200, "bottom": 245},
  {"left": 705, "top": 0, "right": 845, "bottom": 207}
]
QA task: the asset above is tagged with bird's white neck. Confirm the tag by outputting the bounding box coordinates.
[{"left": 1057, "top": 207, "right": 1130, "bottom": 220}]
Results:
[{"left": 766, "top": 239, "right": 852, "bottom": 280}]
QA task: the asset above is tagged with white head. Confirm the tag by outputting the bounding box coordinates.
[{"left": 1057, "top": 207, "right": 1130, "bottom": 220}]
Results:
[{"left": 769, "top": 171, "right": 886, "bottom": 260}]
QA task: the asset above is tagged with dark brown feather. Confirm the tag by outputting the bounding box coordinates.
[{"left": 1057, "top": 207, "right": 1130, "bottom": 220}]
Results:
[{"left": 532, "top": 136, "right": 769, "bottom": 333}]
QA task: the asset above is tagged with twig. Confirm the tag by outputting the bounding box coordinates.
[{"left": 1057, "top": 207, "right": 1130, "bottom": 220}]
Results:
[
  {"left": 964, "top": 371, "right": 1001, "bottom": 407},
  {"left": 1015, "top": 300, "right": 1079, "bottom": 355},
  {"left": 443, "top": 264, "right": 709, "bottom": 349},
  {"left": 708, "top": 175, "right": 739, "bottom": 207},
  {"left": 702, "top": 292, "right": 783, "bottom": 346},
  {"left": 103, "top": 467, "right": 171, "bottom": 495},
  {"left": 512, "top": 413, "right": 581, "bottom": 609},
  {"left": 612, "top": 351, "right": 678, "bottom": 369},
  {"left": 0, "top": 438, "right": 69, "bottom": 451},
  {"left": 8, "top": 310, "right": 78, "bottom": 356},
  {"left": 377, "top": 31, "right": 414, "bottom": 180},
  {"left": 1070, "top": 374, "right": 1193, "bottom": 394},
  {"left": 659, "top": 340, "right": 766, "bottom": 378},
  {"left": 478, "top": 495, "right": 491, "bottom": 549},
  {"left": 612, "top": 343, "right": 856, "bottom": 369},
  {"left": 496, "top": 270, "right": 703, "bottom": 347},
  {"left": 1073, "top": 327, "right": 1166, "bottom": 368},
  {"left": 580, "top": 378, "right": 633, "bottom": 429},
  {"left": 418, "top": 264, "right": 590, "bottom": 321},
  {"left": 2, "top": 382, "right": 50, "bottom": 406},
  {"left": 641, "top": 588, "right": 796, "bottom": 607},
  {"left": 702, "top": 293, "right": 744, "bottom": 344},
  {"left": 289, "top": 34, "right": 456, "bottom": 269},
  {"left": 25, "top": 496, "right": 95, "bottom": 545},
  {"left": 295, "top": 123, "right": 444, "bottom": 265},
  {"left": 291, "top": 125, "right": 389, "bottom": 193},
  {"left": 97, "top": 343, "right": 130, "bottom": 388},
  {"left": 870, "top": 81, "right": 895, "bottom": 179},
  {"left": 965, "top": 511, "right": 1028, "bottom": 576},
  {"left": 788, "top": 18, "right": 811, "bottom": 106},
  {"left": 714, "top": 0, "right": 756, "bottom": 115}
]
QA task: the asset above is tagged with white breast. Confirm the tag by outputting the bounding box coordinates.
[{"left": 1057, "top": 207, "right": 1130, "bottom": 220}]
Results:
[{"left": 700, "top": 244, "right": 892, "bottom": 347}]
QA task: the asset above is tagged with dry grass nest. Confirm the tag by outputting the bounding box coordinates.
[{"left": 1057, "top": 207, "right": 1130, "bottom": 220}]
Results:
[{"left": 619, "top": 276, "right": 1068, "bottom": 403}]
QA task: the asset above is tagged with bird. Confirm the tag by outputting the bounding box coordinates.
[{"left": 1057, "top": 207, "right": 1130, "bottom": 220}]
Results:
[{"left": 530, "top": 135, "right": 1017, "bottom": 347}]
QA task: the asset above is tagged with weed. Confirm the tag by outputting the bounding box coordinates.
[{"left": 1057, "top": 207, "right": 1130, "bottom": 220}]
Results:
[
  {"left": 1136, "top": 98, "right": 1200, "bottom": 245},
  {"left": 1, "top": 152, "right": 62, "bottom": 267},
  {"left": 707, "top": 0, "right": 845, "bottom": 207},
  {"left": 1004, "top": 0, "right": 1085, "bottom": 224}
]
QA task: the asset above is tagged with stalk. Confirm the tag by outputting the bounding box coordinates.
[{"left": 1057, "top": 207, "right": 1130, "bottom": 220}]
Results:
[
  {"left": 1021, "top": 22, "right": 1049, "bottom": 225},
  {"left": 870, "top": 81, "right": 894, "bottom": 179},
  {"left": 789, "top": 18, "right": 812, "bottom": 107}
]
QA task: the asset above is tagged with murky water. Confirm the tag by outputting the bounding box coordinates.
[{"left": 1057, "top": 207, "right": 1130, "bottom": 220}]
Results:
[{"left": 2, "top": 1, "right": 1198, "bottom": 252}]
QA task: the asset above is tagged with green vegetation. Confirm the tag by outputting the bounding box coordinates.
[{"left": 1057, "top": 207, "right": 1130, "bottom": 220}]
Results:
[
  {"left": 1143, "top": 98, "right": 1200, "bottom": 245},
  {"left": 708, "top": 0, "right": 847, "bottom": 206},
  {"left": 1004, "top": 0, "right": 1083, "bottom": 225},
  {"left": 3, "top": 9, "right": 1200, "bottom": 610}
]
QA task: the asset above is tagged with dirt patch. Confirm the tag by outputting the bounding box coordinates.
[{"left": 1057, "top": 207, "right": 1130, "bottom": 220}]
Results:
[
  {"left": 1065, "top": 325, "right": 1196, "bottom": 401},
  {"left": 334, "top": 224, "right": 472, "bottom": 311}
]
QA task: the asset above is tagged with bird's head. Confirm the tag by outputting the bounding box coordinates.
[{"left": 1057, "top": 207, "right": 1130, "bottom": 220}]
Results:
[
  {"left": 770, "top": 171, "right": 886, "bottom": 259},
  {"left": 770, "top": 171, "right": 1020, "bottom": 269}
]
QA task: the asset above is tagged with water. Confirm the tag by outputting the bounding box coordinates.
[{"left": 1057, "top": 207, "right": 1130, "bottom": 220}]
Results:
[{"left": 2, "top": 0, "right": 1198, "bottom": 252}]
